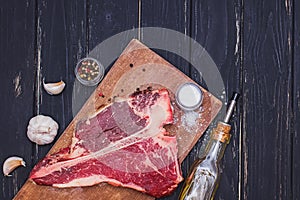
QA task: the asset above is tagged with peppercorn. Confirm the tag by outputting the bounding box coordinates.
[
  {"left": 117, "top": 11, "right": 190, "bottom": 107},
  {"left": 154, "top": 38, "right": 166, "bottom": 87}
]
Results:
[
  {"left": 77, "top": 59, "right": 100, "bottom": 81},
  {"left": 75, "top": 57, "right": 104, "bottom": 86}
]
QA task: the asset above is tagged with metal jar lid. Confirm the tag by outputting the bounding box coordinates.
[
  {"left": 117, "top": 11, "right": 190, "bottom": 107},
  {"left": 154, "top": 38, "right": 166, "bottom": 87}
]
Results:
[{"left": 175, "top": 82, "right": 203, "bottom": 111}]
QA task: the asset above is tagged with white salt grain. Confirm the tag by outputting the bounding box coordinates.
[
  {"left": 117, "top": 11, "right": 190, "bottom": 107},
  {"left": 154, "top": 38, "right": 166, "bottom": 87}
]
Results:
[{"left": 181, "top": 111, "right": 200, "bottom": 132}]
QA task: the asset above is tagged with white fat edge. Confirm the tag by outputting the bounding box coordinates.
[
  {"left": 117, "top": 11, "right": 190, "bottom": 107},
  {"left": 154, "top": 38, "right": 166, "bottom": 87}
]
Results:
[
  {"left": 69, "top": 118, "right": 81, "bottom": 152},
  {"left": 71, "top": 136, "right": 81, "bottom": 145},
  {"left": 32, "top": 103, "right": 169, "bottom": 178},
  {"left": 53, "top": 175, "right": 145, "bottom": 192},
  {"left": 68, "top": 146, "right": 87, "bottom": 159},
  {"left": 53, "top": 175, "right": 104, "bottom": 187},
  {"left": 69, "top": 135, "right": 84, "bottom": 156}
]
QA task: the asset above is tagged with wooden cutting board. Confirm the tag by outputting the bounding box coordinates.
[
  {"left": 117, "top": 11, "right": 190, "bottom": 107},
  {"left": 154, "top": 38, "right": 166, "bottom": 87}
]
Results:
[{"left": 13, "top": 39, "right": 222, "bottom": 200}]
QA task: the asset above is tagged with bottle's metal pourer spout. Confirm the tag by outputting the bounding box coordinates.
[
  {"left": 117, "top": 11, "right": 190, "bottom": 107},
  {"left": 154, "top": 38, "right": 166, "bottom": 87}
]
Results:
[{"left": 223, "top": 92, "right": 240, "bottom": 123}]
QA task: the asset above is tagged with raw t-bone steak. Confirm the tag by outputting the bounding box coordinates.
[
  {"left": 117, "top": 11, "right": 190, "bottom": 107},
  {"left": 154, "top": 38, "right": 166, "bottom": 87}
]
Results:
[{"left": 30, "top": 88, "right": 183, "bottom": 198}]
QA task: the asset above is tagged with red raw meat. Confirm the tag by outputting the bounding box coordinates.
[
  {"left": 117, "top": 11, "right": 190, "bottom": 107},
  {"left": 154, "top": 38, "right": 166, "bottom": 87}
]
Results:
[{"left": 30, "top": 88, "right": 183, "bottom": 198}]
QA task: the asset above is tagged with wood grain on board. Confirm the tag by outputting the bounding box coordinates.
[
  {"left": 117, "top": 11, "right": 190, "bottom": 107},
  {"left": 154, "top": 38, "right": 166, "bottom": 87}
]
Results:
[{"left": 13, "top": 39, "right": 222, "bottom": 200}]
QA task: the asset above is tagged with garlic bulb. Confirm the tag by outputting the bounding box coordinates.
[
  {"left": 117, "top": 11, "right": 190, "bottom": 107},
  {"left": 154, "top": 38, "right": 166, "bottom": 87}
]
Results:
[
  {"left": 27, "top": 115, "right": 59, "bottom": 145},
  {"left": 43, "top": 78, "right": 65, "bottom": 95},
  {"left": 3, "top": 156, "right": 26, "bottom": 176}
]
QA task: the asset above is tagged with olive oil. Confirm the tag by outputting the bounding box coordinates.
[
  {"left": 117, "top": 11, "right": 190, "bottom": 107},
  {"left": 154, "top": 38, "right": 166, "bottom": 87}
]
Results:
[{"left": 179, "top": 93, "right": 239, "bottom": 200}]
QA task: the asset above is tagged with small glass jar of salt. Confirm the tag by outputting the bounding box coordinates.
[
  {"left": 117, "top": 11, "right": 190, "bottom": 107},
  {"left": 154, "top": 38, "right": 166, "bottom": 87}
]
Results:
[{"left": 175, "top": 82, "right": 203, "bottom": 111}]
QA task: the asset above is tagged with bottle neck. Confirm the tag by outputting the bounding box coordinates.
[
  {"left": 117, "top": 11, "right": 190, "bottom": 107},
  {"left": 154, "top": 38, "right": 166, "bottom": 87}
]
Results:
[
  {"left": 205, "top": 138, "right": 228, "bottom": 162},
  {"left": 204, "top": 122, "right": 231, "bottom": 162}
]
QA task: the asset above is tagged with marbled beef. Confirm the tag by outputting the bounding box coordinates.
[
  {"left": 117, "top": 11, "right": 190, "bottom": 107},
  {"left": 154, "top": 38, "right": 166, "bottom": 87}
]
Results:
[{"left": 30, "top": 89, "right": 183, "bottom": 198}]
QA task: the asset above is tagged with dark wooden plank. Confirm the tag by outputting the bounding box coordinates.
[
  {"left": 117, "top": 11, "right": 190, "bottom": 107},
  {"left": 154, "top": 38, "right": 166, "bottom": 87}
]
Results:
[
  {"left": 243, "top": 0, "right": 293, "bottom": 199},
  {"left": 0, "top": 1, "right": 36, "bottom": 199},
  {"left": 35, "top": 0, "right": 87, "bottom": 161},
  {"left": 190, "top": 0, "right": 242, "bottom": 199},
  {"left": 88, "top": 0, "right": 139, "bottom": 51},
  {"left": 140, "top": 1, "right": 191, "bottom": 199},
  {"left": 294, "top": 0, "right": 300, "bottom": 199}
]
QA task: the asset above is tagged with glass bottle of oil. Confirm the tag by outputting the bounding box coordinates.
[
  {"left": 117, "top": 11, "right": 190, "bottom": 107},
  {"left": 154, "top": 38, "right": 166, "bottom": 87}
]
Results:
[{"left": 179, "top": 93, "right": 239, "bottom": 200}]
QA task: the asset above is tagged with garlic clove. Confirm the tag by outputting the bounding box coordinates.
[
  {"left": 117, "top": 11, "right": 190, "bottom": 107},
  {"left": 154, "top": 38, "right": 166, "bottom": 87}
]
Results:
[
  {"left": 3, "top": 156, "right": 26, "bottom": 176},
  {"left": 43, "top": 78, "right": 65, "bottom": 95}
]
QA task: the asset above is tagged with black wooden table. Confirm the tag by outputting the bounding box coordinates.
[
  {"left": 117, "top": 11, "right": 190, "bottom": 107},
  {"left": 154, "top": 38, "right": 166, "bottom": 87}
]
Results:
[{"left": 1, "top": 1, "right": 299, "bottom": 199}]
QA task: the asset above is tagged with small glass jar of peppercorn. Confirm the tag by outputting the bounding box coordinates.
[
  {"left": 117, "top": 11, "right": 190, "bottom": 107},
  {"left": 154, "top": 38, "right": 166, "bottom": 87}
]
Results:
[{"left": 75, "top": 57, "right": 104, "bottom": 86}]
